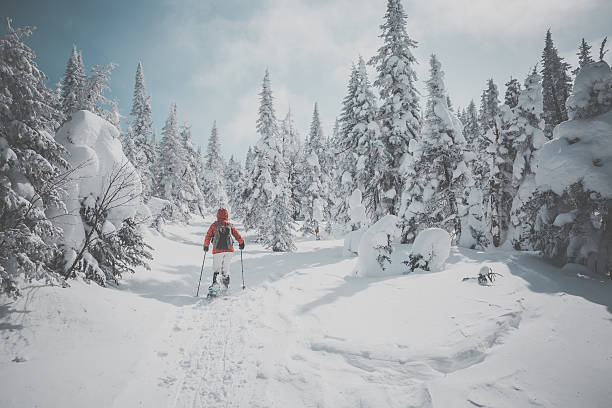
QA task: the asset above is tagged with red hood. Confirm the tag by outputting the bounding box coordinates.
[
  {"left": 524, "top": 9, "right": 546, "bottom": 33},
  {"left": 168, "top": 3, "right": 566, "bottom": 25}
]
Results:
[{"left": 217, "top": 208, "right": 229, "bottom": 222}]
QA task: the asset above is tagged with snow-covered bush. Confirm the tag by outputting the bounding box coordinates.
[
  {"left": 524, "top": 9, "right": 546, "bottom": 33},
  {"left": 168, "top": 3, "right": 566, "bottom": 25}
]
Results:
[
  {"left": 355, "top": 215, "right": 399, "bottom": 276},
  {"left": 405, "top": 228, "right": 451, "bottom": 273},
  {"left": 530, "top": 61, "right": 612, "bottom": 275}
]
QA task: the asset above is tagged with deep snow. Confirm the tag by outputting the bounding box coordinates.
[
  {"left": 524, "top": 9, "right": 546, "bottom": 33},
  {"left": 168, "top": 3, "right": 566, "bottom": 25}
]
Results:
[{"left": 1, "top": 216, "right": 611, "bottom": 407}]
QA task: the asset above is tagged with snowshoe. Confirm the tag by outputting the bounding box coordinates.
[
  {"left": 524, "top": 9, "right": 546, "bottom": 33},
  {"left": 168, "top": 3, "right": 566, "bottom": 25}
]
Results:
[{"left": 207, "top": 283, "right": 221, "bottom": 298}]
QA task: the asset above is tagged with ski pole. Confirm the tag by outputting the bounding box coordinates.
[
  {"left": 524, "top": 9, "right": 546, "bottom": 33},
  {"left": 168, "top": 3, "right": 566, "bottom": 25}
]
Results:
[
  {"left": 240, "top": 249, "right": 246, "bottom": 290},
  {"left": 196, "top": 251, "right": 207, "bottom": 297}
]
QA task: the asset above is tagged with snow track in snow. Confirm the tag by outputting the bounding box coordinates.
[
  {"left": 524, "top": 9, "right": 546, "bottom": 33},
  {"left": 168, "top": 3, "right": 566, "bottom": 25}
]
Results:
[{"left": 3, "top": 218, "right": 611, "bottom": 408}]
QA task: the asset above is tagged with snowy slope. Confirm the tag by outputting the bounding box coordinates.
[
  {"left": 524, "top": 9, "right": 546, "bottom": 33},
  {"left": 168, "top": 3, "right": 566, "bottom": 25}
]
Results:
[{"left": 1, "top": 216, "right": 611, "bottom": 407}]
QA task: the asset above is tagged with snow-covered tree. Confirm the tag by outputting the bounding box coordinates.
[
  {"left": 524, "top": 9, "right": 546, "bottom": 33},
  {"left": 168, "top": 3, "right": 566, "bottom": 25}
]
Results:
[
  {"left": 507, "top": 69, "right": 547, "bottom": 249},
  {"left": 504, "top": 77, "right": 521, "bottom": 109},
  {"left": 225, "top": 155, "right": 243, "bottom": 215},
  {"left": 528, "top": 62, "right": 612, "bottom": 275},
  {"left": 300, "top": 103, "right": 328, "bottom": 235},
  {"left": 180, "top": 124, "right": 205, "bottom": 214},
  {"left": 369, "top": 0, "right": 421, "bottom": 218},
  {"left": 242, "top": 70, "right": 294, "bottom": 250},
  {"left": 155, "top": 103, "right": 189, "bottom": 220},
  {"left": 461, "top": 100, "right": 479, "bottom": 146},
  {"left": 0, "top": 20, "right": 68, "bottom": 296},
  {"left": 572, "top": 38, "right": 594, "bottom": 76},
  {"left": 399, "top": 55, "right": 471, "bottom": 243},
  {"left": 203, "top": 121, "right": 228, "bottom": 209},
  {"left": 128, "top": 61, "right": 155, "bottom": 199},
  {"left": 60, "top": 44, "right": 86, "bottom": 117},
  {"left": 279, "top": 108, "right": 303, "bottom": 220},
  {"left": 541, "top": 29, "right": 572, "bottom": 136},
  {"left": 337, "top": 57, "right": 380, "bottom": 226}
]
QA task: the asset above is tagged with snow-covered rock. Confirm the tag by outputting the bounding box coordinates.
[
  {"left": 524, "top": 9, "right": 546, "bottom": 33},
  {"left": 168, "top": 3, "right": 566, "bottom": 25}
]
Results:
[
  {"left": 355, "top": 215, "right": 399, "bottom": 276},
  {"left": 52, "top": 110, "right": 142, "bottom": 250},
  {"left": 407, "top": 228, "right": 451, "bottom": 272}
]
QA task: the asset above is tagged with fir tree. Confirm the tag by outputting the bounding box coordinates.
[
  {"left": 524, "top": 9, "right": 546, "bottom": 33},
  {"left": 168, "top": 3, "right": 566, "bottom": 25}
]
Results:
[
  {"left": 128, "top": 61, "right": 155, "bottom": 199},
  {"left": 155, "top": 103, "right": 189, "bottom": 220},
  {"left": 279, "top": 108, "right": 303, "bottom": 220},
  {"left": 242, "top": 70, "right": 293, "bottom": 250},
  {"left": 399, "top": 55, "right": 471, "bottom": 242},
  {"left": 225, "top": 155, "right": 243, "bottom": 215},
  {"left": 0, "top": 20, "right": 68, "bottom": 296},
  {"left": 572, "top": 38, "right": 594, "bottom": 75},
  {"left": 599, "top": 37, "right": 609, "bottom": 62},
  {"left": 541, "top": 29, "right": 572, "bottom": 135},
  {"left": 203, "top": 121, "right": 228, "bottom": 209},
  {"left": 369, "top": 0, "right": 422, "bottom": 218},
  {"left": 180, "top": 124, "right": 206, "bottom": 214},
  {"left": 507, "top": 69, "right": 547, "bottom": 248},
  {"left": 504, "top": 77, "right": 521, "bottom": 108},
  {"left": 462, "top": 100, "right": 479, "bottom": 146},
  {"left": 60, "top": 44, "right": 86, "bottom": 117},
  {"left": 338, "top": 57, "right": 380, "bottom": 224},
  {"left": 300, "top": 103, "right": 328, "bottom": 235}
]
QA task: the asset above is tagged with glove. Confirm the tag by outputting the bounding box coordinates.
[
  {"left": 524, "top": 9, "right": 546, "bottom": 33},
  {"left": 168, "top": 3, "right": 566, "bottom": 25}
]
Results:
[
  {"left": 239, "top": 242, "right": 245, "bottom": 250},
  {"left": 204, "top": 246, "right": 209, "bottom": 252}
]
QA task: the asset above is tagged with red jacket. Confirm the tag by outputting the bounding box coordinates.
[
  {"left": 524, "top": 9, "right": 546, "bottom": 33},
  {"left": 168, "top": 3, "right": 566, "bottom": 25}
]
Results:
[{"left": 204, "top": 208, "right": 244, "bottom": 254}]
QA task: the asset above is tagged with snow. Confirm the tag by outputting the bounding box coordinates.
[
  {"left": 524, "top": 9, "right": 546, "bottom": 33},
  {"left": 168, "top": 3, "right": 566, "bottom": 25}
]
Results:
[
  {"left": 1, "top": 216, "right": 612, "bottom": 407},
  {"left": 409, "top": 228, "right": 451, "bottom": 272},
  {"left": 535, "top": 109, "right": 612, "bottom": 198},
  {"left": 356, "top": 214, "right": 400, "bottom": 276},
  {"left": 553, "top": 211, "right": 577, "bottom": 227},
  {"left": 52, "top": 110, "right": 142, "bottom": 249},
  {"left": 536, "top": 62, "right": 612, "bottom": 198}
]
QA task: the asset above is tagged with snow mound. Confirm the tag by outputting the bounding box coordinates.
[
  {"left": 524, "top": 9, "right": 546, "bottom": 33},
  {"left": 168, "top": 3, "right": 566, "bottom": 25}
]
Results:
[
  {"left": 407, "top": 228, "right": 451, "bottom": 272},
  {"left": 535, "top": 109, "right": 612, "bottom": 198},
  {"left": 53, "top": 110, "right": 142, "bottom": 249},
  {"left": 356, "top": 215, "right": 399, "bottom": 277}
]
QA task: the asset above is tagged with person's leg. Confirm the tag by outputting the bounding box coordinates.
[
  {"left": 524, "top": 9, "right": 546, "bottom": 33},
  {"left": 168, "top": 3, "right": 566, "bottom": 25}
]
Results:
[
  {"left": 220, "top": 252, "right": 233, "bottom": 288},
  {"left": 212, "top": 253, "right": 223, "bottom": 285}
]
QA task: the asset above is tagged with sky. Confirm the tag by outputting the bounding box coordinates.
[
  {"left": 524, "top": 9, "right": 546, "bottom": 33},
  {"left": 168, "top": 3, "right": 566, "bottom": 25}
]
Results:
[{"left": 3, "top": 0, "right": 611, "bottom": 161}]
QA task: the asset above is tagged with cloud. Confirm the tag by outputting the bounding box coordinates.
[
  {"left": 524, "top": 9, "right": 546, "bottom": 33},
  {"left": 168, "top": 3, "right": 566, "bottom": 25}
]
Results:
[
  {"left": 406, "top": 0, "right": 602, "bottom": 39},
  {"left": 159, "top": 0, "right": 611, "bottom": 160}
]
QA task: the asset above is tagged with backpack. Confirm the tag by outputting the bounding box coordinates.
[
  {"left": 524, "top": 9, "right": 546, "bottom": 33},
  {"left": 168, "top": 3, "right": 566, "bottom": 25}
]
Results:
[{"left": 213, "top": 221, "right": 233, "bottom": 251}]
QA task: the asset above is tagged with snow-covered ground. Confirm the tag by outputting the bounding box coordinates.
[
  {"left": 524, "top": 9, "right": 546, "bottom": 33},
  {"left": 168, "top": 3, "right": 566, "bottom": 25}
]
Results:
[{"left": 1, "top": 216, "right": 611, "bottom": 407}]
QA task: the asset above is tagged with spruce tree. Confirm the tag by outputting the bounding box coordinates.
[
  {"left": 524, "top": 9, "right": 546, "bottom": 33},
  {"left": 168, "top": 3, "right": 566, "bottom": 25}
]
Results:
[
  {"left": 399, "top": 55, "right": 471, "bottom": 242},
  {"left": 0, "top": 21, "right": 68, "bottom": 296},
  {"left": 369, "top": 0, "right": 421, "bottom": 218},
  {"left": 507, "top": 69, "right": 547, "bottom": 248},
  {"left": 572, "top": 38, "right": 594, "bottom": 75},
  {"left": 128, "top": 61, "right": 155, "bottom": 199},
  {"left": 541, "top": 29, "right": 572, "bottom": 135},
  {"left": 242, "top": 70, "right": 293, "bottom": 251},
  {"left": 203, "top": 121, "right": 228, "bottom": 209},
  {"left": 300, "top": 103, "right": 328, "bottom": 235},
  {"left": 225, "top": 155, "right": 243, "bottom": 215},
  {"left": 60, "top": 44, "right": 86, "bottom": 117},
  {"left": 504, "top": 77, "right": 521, "bottom": 108},
  {"left": 180, "top": 124, "right": 206, "bottom": 213},
  {"left": 279, "top": 109, "right": 303, "bottom": 220},
  {"left": 155, "top": 103, "right": 189, "bottom": 219},
  {"left": 462, "top": 100, "right": 479, "bottom": 146}
]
